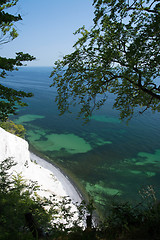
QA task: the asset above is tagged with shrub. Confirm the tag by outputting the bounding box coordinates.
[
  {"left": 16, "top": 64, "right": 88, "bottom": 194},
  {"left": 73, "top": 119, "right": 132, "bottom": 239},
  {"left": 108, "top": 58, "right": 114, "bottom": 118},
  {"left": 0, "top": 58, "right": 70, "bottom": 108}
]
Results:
[{"left": 0, "top": 120, "right": 26, "bottom": 138}]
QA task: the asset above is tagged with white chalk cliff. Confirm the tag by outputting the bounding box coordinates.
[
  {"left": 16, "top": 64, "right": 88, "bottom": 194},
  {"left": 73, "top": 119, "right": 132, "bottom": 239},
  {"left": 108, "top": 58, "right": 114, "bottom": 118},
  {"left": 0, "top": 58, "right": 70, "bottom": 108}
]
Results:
[{"left": 0, "top": 127, "right": 81, "bottom": 203}]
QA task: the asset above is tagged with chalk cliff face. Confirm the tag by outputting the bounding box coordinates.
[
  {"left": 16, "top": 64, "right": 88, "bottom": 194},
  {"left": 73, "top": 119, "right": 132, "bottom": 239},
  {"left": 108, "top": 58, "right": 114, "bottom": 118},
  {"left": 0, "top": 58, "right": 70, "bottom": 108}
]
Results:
[
  {"left": 0, "top": 127, "right": 30, "bottom": 170},
  {"left": 0, "top": 127, "right": 67, "bottom": 199}
]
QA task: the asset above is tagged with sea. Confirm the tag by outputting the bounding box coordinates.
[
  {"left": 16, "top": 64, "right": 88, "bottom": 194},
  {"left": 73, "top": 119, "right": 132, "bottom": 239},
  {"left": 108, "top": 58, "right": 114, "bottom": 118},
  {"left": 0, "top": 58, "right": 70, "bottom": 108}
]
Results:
[{"left": 2, "top": 66, "right": 160, "bottom": 217}]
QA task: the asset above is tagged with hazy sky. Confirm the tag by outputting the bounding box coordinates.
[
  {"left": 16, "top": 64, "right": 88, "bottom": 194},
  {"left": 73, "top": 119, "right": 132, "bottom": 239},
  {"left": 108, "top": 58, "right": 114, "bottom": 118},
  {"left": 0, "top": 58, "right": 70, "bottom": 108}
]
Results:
[{"left": 1, "top": 0, "right": 94, "bottom": 66}]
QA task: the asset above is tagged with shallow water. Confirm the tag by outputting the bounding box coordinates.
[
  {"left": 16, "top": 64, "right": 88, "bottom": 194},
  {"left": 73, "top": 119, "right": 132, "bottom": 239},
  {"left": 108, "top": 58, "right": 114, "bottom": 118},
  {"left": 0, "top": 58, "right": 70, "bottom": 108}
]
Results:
[{"left": 3, "top": 67, "right": 160, "bottom": 216}]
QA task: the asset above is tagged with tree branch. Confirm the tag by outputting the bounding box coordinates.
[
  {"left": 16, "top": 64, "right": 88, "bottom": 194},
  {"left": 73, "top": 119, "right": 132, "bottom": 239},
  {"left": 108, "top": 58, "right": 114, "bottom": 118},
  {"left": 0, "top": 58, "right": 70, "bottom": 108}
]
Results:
[
  {"left": 139, "top": 97, "right": 154, "bottom": 114},
  {"left": 127, "top": 7, "right": 159, "bottom": 14},
  {"left": 122, "top": 75, "right": 160, "bottom": 100}
]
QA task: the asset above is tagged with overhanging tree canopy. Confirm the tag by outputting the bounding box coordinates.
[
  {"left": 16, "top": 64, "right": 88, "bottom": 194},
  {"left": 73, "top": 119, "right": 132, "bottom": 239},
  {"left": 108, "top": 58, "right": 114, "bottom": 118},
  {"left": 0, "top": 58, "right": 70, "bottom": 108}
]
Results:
[
  {"left": 0, "top": 0, "right": 35, "bottom": 121},
  {"left": 51, "top": 0, "right": 160, "bottom": 121}
]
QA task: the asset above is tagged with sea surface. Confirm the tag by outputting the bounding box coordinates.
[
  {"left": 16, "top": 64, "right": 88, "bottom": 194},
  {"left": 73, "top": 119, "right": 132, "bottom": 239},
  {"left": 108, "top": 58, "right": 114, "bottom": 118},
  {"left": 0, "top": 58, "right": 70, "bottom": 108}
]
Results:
[{"left": 2, "top": 67, "right": 160, "bottom": 217}]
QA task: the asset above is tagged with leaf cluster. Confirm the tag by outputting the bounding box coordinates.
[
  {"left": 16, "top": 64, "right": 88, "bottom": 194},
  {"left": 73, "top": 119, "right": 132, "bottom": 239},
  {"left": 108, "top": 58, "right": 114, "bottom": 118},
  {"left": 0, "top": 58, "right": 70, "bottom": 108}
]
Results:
[
  {"left": 51, "top": 0, "right": 160, "bottom": 122},
  {"left": 101, "top": 197, "right": 160, "bottom": 240},
  {"left": 0, "top": 158, "right": 49, "bottom": 240},
  {"left": 0, "top": 0, "right": 22, "bottom": 44},
  {"left": 0, "top": 1, "right": 35, "bottom": 121}
]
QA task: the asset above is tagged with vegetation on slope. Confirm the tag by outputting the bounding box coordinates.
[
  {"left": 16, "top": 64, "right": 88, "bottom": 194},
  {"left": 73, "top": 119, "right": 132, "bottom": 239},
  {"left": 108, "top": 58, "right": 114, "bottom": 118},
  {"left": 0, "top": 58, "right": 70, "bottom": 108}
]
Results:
[
  {"left": 0, "top": 120, "right": 26, "bottom": 138},
  {"left": 0, "top": 158, "right": 160, "bottom": 240}
]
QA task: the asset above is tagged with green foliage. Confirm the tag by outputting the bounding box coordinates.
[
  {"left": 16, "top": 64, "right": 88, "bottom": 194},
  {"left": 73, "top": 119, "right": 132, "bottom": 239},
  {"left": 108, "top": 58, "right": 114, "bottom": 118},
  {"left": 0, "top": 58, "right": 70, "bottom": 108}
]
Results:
[
  {"left": 0, "top": 158, "right": 53, "bottom": 240},
  {"left": 0, "top": 0, "right": 21, "bottom": 44},
  {"left": 51, "top": 0, "right": 160, "bottom": 122},
  {"left": 0, "top": 0, "right": 35, "bottom": 121},
  {"left": 101, "top": 197, "right": 160, "bottom": 240},
  {"left": 0, "top": 158, "right": 160, "bottom": 239},
  {"left": 0, "top": 158, "right": 87, "bottom": 239},
  {"left": 0, "top": 120, "right": 26, "bottom": 138}
]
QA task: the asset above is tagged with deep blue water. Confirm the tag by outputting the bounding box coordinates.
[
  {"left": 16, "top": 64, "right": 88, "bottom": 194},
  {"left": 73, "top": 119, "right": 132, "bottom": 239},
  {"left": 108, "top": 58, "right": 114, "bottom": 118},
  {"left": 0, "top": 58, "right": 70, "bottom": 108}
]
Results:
[{"left": 2, "top": 67, "right": 160, "bottom": 216}]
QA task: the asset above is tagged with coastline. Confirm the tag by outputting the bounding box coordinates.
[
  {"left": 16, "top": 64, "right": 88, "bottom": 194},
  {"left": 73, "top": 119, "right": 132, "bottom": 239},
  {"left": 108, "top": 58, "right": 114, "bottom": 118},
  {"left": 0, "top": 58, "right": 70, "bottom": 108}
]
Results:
[
  {"left": 29, "top": 144, "right": 89, "bottom": 201},
  {"left": 0, "top": 124, "right": 100, "bottom": 223},
  {"left": 30, "top": 152, "right": 83, "bottom": 205},
  {"left": 29, "top": 149, "right": 100, "bottom": 224}
]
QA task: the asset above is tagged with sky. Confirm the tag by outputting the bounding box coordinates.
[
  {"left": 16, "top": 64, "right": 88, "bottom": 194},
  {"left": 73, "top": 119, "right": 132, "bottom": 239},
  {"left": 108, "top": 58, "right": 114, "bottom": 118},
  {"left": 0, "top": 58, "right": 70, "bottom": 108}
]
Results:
[{"left": 1, "top": 0, "right": 94, "bottom": 66}]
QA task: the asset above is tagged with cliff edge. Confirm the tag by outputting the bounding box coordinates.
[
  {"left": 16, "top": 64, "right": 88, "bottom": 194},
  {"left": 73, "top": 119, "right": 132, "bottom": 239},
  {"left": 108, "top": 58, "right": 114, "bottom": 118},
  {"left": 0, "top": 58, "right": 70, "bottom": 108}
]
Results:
[{"left": 0, "top": 127, "right": 67, "bottom": 199}]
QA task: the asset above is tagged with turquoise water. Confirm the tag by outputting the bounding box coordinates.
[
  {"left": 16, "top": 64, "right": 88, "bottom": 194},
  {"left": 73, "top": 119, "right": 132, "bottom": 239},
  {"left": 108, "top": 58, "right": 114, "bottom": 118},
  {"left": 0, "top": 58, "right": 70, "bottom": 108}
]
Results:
[{"left": 2, "top": 67, "right": 160, "bottom": 216}]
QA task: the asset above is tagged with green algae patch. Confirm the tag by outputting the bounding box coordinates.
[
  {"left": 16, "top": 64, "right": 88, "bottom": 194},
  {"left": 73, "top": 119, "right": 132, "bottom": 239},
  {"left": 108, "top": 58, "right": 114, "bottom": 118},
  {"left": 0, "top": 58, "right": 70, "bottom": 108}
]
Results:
[
  {"left": 105, "top": 187, "right": 122, "bottom": 196},
  {"left": 91, "top": 115, "right": 121, "bottom": 124},
  {"left": 87, "top": 133, "right": 112, "bottom": 147},
  {"left": 145, "top": 171, "right": 156, "bottom": 177},
  {"left": 94, "top": 195, "right": 106, "bottom": 205},
  {"left": 129, "top": 170, "right": 155, "bottom": 177},
  {"left": 86, "top": 182, "right": 122, "bottom": 197},
  {"left": 27, "top": 129, "right": 47, "bottom": 142},
  {"left": 27, "top": 131, "right": 92, "bottom": 154},
  {"left": 96, "top": 138, "right": 112, "bottom": 146},
  {"left": 135, "top": 149, "right": 160, "bottom": 166},
  {"left": 129, "top": 170, "right": 142, "bottom": 175},
  {"left": 15, "top": 114, "right": 45, "bottom": 124}
]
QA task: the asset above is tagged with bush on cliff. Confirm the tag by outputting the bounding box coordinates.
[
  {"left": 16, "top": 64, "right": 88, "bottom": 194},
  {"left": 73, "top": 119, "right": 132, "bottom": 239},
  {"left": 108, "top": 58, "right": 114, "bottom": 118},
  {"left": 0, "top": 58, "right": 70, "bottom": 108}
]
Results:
[{"left": 0, "top": 120, "right": 26, "bottom": 138}]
